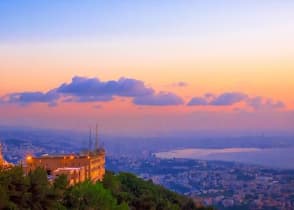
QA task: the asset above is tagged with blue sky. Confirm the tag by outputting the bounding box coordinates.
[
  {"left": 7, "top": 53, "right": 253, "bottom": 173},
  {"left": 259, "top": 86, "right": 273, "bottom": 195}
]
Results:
[{"left": 1, "top": 0, "right": 294, "bottom": 42}]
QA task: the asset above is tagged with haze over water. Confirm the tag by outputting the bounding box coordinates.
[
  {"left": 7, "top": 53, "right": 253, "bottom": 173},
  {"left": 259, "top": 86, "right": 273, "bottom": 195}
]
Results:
[{"left": 156, "top": 147, "right": 294, "bottom": 169}]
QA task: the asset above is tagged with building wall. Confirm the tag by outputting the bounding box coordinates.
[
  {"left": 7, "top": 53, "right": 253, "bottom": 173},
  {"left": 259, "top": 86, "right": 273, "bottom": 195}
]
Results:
[
  {"left": 25, "top": 150, "right": 105, "bottom": 182},
  {"left": 52, "top": 167, "right": 86, "bottom": 185}
]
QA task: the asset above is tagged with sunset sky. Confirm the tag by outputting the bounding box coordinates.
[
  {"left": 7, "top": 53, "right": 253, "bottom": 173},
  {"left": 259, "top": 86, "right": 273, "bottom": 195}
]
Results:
[{"left": 0, "top": 1, "right": 294, "bottom": 135}]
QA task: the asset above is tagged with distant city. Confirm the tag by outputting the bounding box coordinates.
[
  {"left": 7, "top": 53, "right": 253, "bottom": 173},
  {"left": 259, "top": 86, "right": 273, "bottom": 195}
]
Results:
[
  {"left": 1, "top": 127, "right": 294, "bottom": 210},
  {"left": 108, "top": 156, "right": 294, "bottom": 210}
]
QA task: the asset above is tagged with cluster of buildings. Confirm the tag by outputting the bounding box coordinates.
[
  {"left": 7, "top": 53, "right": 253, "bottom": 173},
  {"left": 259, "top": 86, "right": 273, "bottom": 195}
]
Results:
[
  {"left": 0, "top": 127, "right": 106, "bottom": 185},
  {"left": 107, "top": 156, "right": 294, "bottom": 210},
  {"left": 0, "top": 142, "right": 13, "bottom": 168}
]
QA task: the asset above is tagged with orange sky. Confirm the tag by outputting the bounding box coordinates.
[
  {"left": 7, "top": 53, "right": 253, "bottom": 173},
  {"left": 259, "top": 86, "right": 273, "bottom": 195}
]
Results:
[
  {"left": 1, "top": 1, "right": 294, "bottom": 134},
  {"left": 1, "top": 41, "right": 293, "bottom": 107}
]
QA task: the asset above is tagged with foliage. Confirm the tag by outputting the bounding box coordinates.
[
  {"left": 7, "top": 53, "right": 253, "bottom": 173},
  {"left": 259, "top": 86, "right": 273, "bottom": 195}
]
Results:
[
  {"left": 0, "top": 167, "right": 213, "bottom": 210},
  {"left": 102, "top": 171, "right": 214, "bottom": 210},
  {"left": 63, "top": 181, "right": 128, "bottom": 210},
  {"left": 0, "top": 166, "right": 60, "bottom": 209}
]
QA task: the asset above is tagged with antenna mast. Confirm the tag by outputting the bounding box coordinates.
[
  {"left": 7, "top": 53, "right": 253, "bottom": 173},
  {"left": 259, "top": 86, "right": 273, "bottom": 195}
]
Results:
[
  {"left": 88, "top": 127, "right": 92, "bottom": 153},
  {"left": 95, "top": 124, "right": 99, "bottom": 151}
]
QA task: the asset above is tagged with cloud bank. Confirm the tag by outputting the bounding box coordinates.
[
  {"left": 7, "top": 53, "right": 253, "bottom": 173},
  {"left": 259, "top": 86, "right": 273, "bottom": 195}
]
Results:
[
  {"left": 188, "top": 92, "right": 248, "bottom": 106},
  {"left": 188, "top": 92, "right": 285, "bottom": 110},
  {"left": 1, "top": 90, "right": 59, "bottom": 107},
  {"left": 2, "top": 76, "right": 183, "bottom": 107},
  {"left": 57, "top": 76, "right": 154, "bottom": 98},
  {"left": 0, "top": 76, "right": 286, "bottom": 110},
  {"left": 211, "top": 92, "right": 248, "bottom": 106},
  {"left": 247, "top": 96, "right": 285, "bottom": 111}
]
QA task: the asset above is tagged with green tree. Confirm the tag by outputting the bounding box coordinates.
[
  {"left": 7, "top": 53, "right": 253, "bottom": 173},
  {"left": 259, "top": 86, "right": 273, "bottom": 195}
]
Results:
[
  {"left": 102, "top": 171, "right": 121, "bottom": 195},
  {"left": 0, "top": 166, "right": 30, "bottom": 209},
  {"left": 63, "top": 181, "right": 129, "bottom": 210},
  {"left": 0, "top": 185, "right": 9, "bottom": 209},
  {"left": 27, "top": 167, "right": 60, "bottom": 210}
]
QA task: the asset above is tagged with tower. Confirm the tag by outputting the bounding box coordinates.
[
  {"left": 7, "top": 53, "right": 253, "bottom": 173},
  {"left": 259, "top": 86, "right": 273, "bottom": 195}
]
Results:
[
  {"left": 88, "top": 128, "right": 92, "bottom": 154},
  {"left": 95, "top": 124, "right": 99, "bottom": 151}
]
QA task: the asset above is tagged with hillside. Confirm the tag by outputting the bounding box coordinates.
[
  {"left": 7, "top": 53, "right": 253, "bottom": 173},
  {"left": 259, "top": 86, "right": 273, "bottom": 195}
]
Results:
[{"left": 0, "top": 166, "right": 213, "bottom": 210}]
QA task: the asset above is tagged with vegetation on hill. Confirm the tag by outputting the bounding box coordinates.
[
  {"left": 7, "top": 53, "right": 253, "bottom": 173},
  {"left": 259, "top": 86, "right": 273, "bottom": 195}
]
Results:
[{"left": 0, "top": 166, "right": 214, "bottom": 210}]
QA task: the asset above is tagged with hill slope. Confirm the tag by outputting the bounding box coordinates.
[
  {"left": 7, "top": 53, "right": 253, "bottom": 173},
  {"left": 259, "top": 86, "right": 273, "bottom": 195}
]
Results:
[{"left": 0, "top": 167, "right": 213, "bottom": 210}]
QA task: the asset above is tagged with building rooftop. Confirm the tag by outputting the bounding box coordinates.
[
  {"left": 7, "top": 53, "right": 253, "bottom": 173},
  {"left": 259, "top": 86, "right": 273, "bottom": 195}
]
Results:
[{"left": 55, "top": 167, "right": 84, "bottom": 171}]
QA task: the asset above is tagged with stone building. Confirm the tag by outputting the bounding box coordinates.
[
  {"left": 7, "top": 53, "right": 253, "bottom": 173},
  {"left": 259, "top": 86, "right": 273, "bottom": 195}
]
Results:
[{"left": 24, "top": 148, "right": 106, "bottom": 183}]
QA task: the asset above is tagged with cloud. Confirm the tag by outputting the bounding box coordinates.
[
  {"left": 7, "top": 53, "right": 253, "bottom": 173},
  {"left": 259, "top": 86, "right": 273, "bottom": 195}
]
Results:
[
  {"left": 62, "top": 95, "right": 113, "bottom": 103},
  {"left": 2, "top": 90, "right": 59, "bottom": 107},
  {"left": 168, "top": 81, "right": 188, "bottom": 88},
  {"left": 1, "top": 76, "right": 286, "bottom": 110},
  {"left": 2, "top": 76, "right": 183, "bottom": 107},
  {"left": 204, "top": 93, "right": 215, "bottom": 99},
  {"left": 171, "top": 81, "right": 188, "bottom": 87},
  {"left": 187, "top": 92, "right": 285, "bottom": 110},
  {"left": 57, "top": 76, "right": 185, "bottom": 106},
  {"left": 187, "top": 97, "right": 209, "bottom": 106},
  {"left": 188, "top": 92, "right": 248, "bottom": 106},
  {"left": 210, "top": 92, "right": 248, "bottom": 106},
  {"left": 57, "top": 76, "right": 154, "bottom": 98},
  {"left": 177, "top": 82, "right": 188, "bottom": 87},
  {"left": 246, "top": 96, "right": 285, "bottom": 110},
  {"left": 133, "top": 92, "right": 184, "bottom": 106}
]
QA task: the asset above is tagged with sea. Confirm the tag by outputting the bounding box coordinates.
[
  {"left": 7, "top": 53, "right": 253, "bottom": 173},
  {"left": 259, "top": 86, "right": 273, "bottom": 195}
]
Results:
[{"left": 155, "top": 147, "right": 294, "bottom": 169}]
